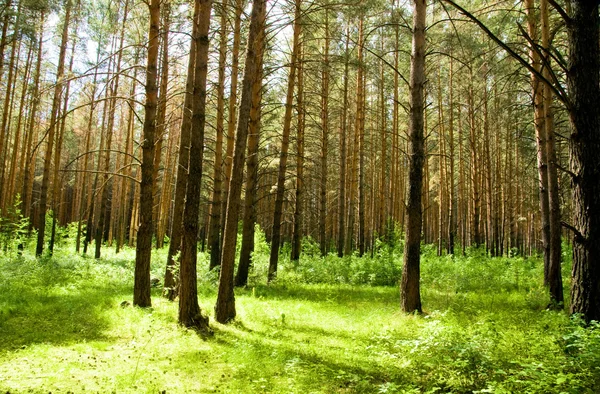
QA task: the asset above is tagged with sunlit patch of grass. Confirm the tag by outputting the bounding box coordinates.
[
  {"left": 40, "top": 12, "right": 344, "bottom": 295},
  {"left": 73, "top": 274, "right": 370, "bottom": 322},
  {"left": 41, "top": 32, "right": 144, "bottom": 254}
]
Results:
[{"left": 0, "top": 243, "right": 599, "bottom": 393}]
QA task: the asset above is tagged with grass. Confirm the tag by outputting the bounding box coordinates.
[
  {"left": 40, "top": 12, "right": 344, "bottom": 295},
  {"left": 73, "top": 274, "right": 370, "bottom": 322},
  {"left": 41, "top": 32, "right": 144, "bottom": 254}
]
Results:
[{"left": 0, "top": 239, "right": 599, "bottom": 393}]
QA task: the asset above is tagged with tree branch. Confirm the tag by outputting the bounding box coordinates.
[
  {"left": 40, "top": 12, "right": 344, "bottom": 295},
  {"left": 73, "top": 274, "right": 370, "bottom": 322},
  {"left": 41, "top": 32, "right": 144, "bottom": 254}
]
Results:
[
  {"left": 547, "top": 0, "right": 571, "bottom": 24},
  {"left": 561, "top": 221, "right": 586, "bottom": 244},
  {"left": 440, "top": 0, "right": 571, "bottom": 110}
]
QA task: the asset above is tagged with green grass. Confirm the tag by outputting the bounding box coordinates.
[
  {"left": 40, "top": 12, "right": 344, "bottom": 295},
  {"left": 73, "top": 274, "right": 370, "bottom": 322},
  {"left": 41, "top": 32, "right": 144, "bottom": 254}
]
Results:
[{"left": 0, "top": 241, "right": 599, "bottom": 393}]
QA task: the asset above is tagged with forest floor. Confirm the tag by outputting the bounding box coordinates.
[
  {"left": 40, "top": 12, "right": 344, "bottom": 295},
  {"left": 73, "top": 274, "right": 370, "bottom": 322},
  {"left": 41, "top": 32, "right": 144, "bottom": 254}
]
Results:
[{"left": 0, "top": 241, "right": 599, "bottom": 393}]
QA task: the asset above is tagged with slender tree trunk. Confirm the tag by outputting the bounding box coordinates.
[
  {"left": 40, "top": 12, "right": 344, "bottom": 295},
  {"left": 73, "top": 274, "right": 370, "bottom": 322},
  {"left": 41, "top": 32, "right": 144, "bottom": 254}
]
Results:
[
  {"left": 178, "top": 0, "right": 211, "bottom": 331},
  {"left": 22, "top": 11, "right": 44, "bottom": 224},
  {"left": 235, "top": 39, "right": 265, "bottom": 287},
  {"left": 541, "top": 0, "right": 563, "bottom": 307},
  {"left": 267, "top": 0, "right": 301, "bottom": 282},
  {"left": 207, "top": 0, "right": 228, "bottom": 269},
  {"left": 318, "top": 13, "right": 329, "bottom": 257},
  {"left": 448, "top": 55, "right": 456, "bottom": 254},
  {"left": 50, "top": 36, "right": 77, "bottom": 254},
  {"left": 526, "top": 0, "right": 551, "bottom": 279},
  {"left": 292, "top": 27, "right": 306, "bottom": 261},
  {"left": 35, "top": 1, "right": 71, "bottom": 256},
  {"left": 164, "top": 3, "right": 198, "bottom": 300},
  {"left": 356, "top": 18, "right": 366, "bottom": 257},
  {"left": 0, "top": 0, "right": 21, "bottom": 211},
  {"left": 401, "top": 0, "right": 425, "bottom": 314},
  {"left": 337, "top": 30, "right": 350, "bottom": 258},
  {"left": 216, "top": 0, "right": 266, "bottom": 323},
  {"left": 134, "top": 0, "right": 160, "bottom": 307},
  {"left": 220, "top": 0, "right": 243, "bottom": 251},
  {"left": 153, "top": 2, "right": 170, "bottom": 249}
]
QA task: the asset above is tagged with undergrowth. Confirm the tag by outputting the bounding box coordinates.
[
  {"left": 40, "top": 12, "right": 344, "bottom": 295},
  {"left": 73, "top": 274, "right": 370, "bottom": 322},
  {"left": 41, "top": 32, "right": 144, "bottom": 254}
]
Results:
[{"left": 0, "top": 231, "right": 598, "bottom": 393}]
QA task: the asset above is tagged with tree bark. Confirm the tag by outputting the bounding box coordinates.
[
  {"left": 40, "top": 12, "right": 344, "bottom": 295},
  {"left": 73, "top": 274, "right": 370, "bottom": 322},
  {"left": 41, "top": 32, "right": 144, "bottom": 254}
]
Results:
[
  {"left": 216, "top": 0, "right": 266, "bottom": 323},
  {"left": 337, "top": 30, "right": 350, "bottom": 258},
  {"left": 401, "top": 0, "right": 425, "bottom": 314},
  {"left": 178, "top": 0, "right": 211, "bottom": 331},
  {"left": 35, "top": 1, "right": 71, "bottom": 256},
  {"left": 267, "top": 0, "right": 301, "bottom": 282},
  {"left": 207, "top": 0, "right": 228, "bottom": 270},
  {"left": 235, "top": 37, "right": 265, "bottom": 287},
  {"left": 567, "top": 1, "right": 600, "bottom": 322},
  {"left": 134, "top": 0, "right": 160, "bottom": 307},
  {"left": 164, "top": 1, "right": 198, "bottom": 300}
]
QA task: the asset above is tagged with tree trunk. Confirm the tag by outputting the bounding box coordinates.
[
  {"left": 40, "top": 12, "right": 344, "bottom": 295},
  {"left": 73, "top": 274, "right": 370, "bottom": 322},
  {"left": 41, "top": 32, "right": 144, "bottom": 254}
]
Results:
[
  {"left": 235, "top": 38, "right": 265, "bottom": 287},
  {"left": 207, "top": 0, "right": 228, "bottom": 270},
  {"left": 178, "top": 0, "right": 211, "bottom": 331},
  {"left": 35, "top": 1, "right": 71, "bottom": 256},
  {"left": 292, "top": 23, "right": 307, "bottom": 261},
  {"left": 219, "top": 0, "right": 243, "bottom": 260},
  {"left": 317, "top": 13, "right": 328, "bottom": 258},
  {"left": 356, "top": 18, "right": 366, "bottom": 257},
  {"left": 541, "top": 0, "right": 563, "bottom": 307},
  {"left": 337, "top": 30, "right": 350, "bottom": 258},
  {"left": 164, "top": 2, "right": 198, "bottom": 300},
  {"left": 134, "top": 0, "right": 160, "bottom": 307},
  {"left": 216, "top": 0, "right": 266, "bottom": 323},
  {"left": 401, "top": 0, "right": 425, "bottom": 314},
  {"left": 267, "top": 0, "right": 301, "bottom": 282},
  {"left": 525, "top": 0, "right": 551, "bottom": 279},
  {"left": 567, "top": 1, "right": 600, "bottom": 322}
]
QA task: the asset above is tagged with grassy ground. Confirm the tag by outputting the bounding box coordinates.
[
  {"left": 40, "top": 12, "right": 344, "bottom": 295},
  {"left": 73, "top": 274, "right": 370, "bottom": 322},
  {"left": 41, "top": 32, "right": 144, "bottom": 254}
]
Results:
[{"left": 0, "top": 241, "right": 599, "bottom": 393}]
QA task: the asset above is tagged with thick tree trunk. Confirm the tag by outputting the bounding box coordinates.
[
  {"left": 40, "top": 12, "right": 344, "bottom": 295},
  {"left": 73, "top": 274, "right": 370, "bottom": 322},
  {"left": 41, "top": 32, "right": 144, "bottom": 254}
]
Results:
[
  {"left": 401, "top": 0, "right": 425, "bottom": 314},
  {"left": 134, "top": 0, "right": 160, "bottom": 307},
  {"left": 216, "top": 0, "right": 266, "bottom": 323},
  {"left": 567, "top": 1, "right": 600, "bottom": 322}
]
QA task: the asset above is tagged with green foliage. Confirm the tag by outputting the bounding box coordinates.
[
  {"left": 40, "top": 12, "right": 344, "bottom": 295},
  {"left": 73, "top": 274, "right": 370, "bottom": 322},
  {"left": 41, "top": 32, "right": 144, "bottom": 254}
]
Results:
[
  {"left": 0, "top": 234, "right": 598, "bottom": 393},
  {"left": 0, "top": 195, "right": 30, "bottom": 252}
]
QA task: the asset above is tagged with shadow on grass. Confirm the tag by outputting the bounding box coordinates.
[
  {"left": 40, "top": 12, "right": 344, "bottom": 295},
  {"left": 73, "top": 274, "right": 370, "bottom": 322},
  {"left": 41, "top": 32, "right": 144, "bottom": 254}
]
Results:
[
  {"left": 0, "top": 281, "right": 131, "bottom": 352},
  {"left": 203, "top": 321, "right": 410, "bottom": 392},
  {"left": 241, "top": 283, "right": 399, "bottom": 305}
]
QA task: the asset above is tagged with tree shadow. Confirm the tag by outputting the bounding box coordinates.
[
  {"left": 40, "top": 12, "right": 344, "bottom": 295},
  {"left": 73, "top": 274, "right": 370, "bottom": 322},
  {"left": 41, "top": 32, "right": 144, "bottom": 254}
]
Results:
[{"left": 0, "top": 283, "right": 131, "bottom": 351}]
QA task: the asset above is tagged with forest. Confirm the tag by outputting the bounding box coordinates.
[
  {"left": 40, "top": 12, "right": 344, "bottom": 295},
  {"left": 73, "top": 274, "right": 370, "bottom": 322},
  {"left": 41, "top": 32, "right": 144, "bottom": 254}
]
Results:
[{"left": 1, "top": 0, "right": 600, "bottom": 392}]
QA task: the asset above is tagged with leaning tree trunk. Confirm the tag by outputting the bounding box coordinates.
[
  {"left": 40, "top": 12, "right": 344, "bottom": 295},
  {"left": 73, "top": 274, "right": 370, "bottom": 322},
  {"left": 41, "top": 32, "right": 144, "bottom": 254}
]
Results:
[
  {"left": 216, "top": 0, "right": 267, "bottom": 323},
  {"left": 134, "top": 0, "right": 160, "bottom": 307},
  {"left": 401, "top": 0, "right": 425, "bottom": 314},
  {"left": 567, "top": 1, "right": 600, "bottom": 322}
]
